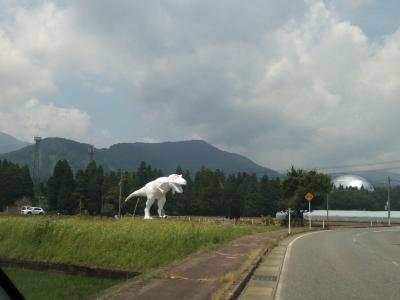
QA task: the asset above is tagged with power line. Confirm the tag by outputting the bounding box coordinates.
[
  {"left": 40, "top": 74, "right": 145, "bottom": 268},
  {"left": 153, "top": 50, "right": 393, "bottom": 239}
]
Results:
[
  {"left": 324, "top": 165, "right": 400, "bottom": 173},
  {"left": 315, "top": 160, "right": 400, "bottom": 172},
  {"left": 287, "top": 159, "right": 400, "bottom": 175}
]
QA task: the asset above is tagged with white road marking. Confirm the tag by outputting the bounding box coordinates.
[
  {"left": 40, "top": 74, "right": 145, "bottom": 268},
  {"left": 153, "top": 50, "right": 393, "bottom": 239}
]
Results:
[
  {"left": 392, "top": 261, "right": 399, "bottom": 267},
  {"left": 356, "top": 231, "right": 370, "bottom": 237},
  {"left": 373, "top": 229, "right": 400, "bottom": 233},
  {"left": 275, "top": 231, "right": 331, "bottom": 300}
]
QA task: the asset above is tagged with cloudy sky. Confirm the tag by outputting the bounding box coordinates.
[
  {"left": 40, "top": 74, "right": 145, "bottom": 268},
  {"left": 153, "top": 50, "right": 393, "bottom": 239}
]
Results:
[{"left": 0, "top": 0, "right": 399, "bottom": 171}]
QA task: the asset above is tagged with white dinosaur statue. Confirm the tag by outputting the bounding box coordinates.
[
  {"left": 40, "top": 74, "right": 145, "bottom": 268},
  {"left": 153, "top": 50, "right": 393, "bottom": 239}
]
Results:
[{"left": 125, "top": 174, "right": 187, "bottom": 219}]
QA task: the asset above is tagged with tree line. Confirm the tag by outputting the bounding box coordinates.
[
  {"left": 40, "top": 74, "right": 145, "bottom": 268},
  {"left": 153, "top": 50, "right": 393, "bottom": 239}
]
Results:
[
  {"left": 2, "top": 159, "right": 400, "bottom": 217},
  {"left": 278, "top": 167, "right": 400, "bottom": 224},
  {"left": 0, "top": 160, "right": 33, "bottom": 210},
  {"left": 45, "top": 160, "right": 282, "bottom": 217}
]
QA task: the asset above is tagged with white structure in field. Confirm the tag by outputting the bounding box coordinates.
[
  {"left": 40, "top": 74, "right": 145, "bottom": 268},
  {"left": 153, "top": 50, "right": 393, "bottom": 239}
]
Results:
[
  {"left": 305, "top": 210, "right": 400, "bottom": 223},
  {"left": 276, "top": 210, "right": 400, "bottom": 224},
  {"left": 332, "top": 175, "right": 374, "bottom": 192},
  {"left": 125, "top": 174, "right": 187, "bottom": 219}
]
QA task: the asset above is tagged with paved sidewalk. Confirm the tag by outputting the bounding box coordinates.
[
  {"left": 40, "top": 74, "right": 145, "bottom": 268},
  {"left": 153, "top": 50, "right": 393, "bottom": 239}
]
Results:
[{"left": 98, "top": 229, "right": 289, "bottom": 300}]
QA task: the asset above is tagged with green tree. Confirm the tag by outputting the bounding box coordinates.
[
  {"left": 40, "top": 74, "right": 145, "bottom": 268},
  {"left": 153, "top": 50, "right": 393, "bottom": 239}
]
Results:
[
  {"left": 239, "top": 173, "right": 262, "bottom": 216},
  {"left": 191, "top": 167, "right": 224, "bottom": 215},
  {"left": 329, "top": 187, "right": 380, "bottom": 210},
  {"left": 102, "top": 171, "right": 120, "bottom": 213},
  {"left": 282, "top": 166, "right": 332, "bottom": 223},
  {"left": 224, "top": 174, "right": 242, "bottom": 219},
  {"left": 70, "top": 161, "right": 104, "bottom": 215},
  {"left": 85, "top": 161, "right": 104, "bottom": 215},
  {"left": 20, "top": 165, "right": 34, "bottom": 200},
  {"left": 260, "top": 175, "right": 282, "bottom": 216},
  {"left": 72, "top": 170, "right": 87, "bottom": 214},
  {"left": 47, "top": 160, "right": 75, "bottom": 213},
  {"left": 0, "top": 160, "right": 34, "bottom": 210}
]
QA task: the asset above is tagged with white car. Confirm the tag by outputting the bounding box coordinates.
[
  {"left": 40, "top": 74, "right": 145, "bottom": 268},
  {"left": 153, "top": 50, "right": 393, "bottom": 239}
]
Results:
[{"left": 21, "top": 206, "right": 45, "bottom": 215}]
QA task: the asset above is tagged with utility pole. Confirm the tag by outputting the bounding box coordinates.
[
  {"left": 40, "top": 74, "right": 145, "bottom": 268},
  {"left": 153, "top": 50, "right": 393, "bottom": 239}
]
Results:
[
  {"left": 33, "top": 136, "right": 42, "bottom": 207},
  {"left": 118, "top": 169, "right": 123, "bottom": 218},
  {"left": 88, "top": 145, "right": 95, "bottom": 162},
  {"left": 309, "top": 200, "right": 311, "bottom": 230},
  {"left": 388, "top": 176, "right": 391, "bottom": 226}
]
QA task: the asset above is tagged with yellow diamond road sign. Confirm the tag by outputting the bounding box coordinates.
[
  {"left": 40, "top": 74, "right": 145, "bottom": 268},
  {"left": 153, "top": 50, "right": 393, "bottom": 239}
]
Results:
[{"left": 305, "top": 192, "right": 314, "bottom": 201}]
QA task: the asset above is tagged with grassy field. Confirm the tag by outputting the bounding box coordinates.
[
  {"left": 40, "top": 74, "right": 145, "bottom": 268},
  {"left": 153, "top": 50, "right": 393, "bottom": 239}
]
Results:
[
  {"left": 3, "top": 267, "right": 120, "bottom": 300},
  {"left": 0, "top": 216, "right": 278, "bottom": 272}
]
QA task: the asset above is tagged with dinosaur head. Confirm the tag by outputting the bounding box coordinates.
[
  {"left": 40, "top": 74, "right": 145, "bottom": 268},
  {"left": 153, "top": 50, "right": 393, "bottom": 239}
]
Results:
[
  {"left": 168, "top": 174, "right": 187, "bottom": 194},
  {"left": 168, "top": 174, "right": 187, "bottom": 185}
]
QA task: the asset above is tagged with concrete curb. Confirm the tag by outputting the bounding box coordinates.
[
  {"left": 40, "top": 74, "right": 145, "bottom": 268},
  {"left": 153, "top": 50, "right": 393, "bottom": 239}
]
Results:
[
  {"left": 227, "top": 228, "right": 311, "bottom": 300},
  {"left": 225, "top": 232, "right": 289, "bottom": 300},
  {"left": 226, "top": 247, "right": 271, "bottom": 300}
]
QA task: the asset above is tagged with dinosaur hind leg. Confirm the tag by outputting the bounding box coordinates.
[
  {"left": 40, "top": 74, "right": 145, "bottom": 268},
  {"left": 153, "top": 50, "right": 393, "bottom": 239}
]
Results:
[
  {"left": 157, "top": 196, "right": 167, "bottom": 218},
  {"left": 144, "top": 197, "right": 155, "bottom": 219}
]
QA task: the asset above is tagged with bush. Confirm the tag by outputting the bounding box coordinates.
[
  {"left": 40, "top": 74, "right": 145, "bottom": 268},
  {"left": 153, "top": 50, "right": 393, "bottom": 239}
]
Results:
[{"left": 101, "top": 203, "right": 115, "bottom": 217}]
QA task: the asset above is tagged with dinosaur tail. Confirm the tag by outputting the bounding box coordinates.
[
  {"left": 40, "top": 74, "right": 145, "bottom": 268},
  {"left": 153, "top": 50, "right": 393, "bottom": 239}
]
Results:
[{"left": 125, "top": 187, "right": 146, "bottom": 202}]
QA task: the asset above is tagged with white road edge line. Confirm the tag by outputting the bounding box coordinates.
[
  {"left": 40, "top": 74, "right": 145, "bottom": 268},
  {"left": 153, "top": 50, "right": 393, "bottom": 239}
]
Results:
[
  {"left": 274, "top": 231, "right": 331, "bottom": 300},
  {"left": 373, "top": 229, "right": 400, "bottom": 233}
]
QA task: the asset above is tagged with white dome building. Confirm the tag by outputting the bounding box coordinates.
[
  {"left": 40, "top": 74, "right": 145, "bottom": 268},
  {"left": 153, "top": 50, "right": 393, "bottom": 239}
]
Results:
[{"left": 332, "top": 175, "right": 374, "bottom": 192}]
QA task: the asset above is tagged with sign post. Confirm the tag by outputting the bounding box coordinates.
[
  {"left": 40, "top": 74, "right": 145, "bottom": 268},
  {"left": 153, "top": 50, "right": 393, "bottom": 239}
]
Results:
[
  {"left": 305, "top": 192, "right": 314, "bottom": 230},
  {"left": 326, "top": 193, "right": 329, "bottom": 229},
  {"left": 288, "top": 207, "right": 291, "bottom": 235}
]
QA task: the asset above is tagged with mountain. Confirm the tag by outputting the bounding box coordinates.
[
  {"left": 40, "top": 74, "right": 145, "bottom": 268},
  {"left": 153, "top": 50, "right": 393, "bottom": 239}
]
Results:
[
  {"left": 0, "top": 137, "right": 278, "bottom": 179},
  {"left": 0, "top": 132, "right": 30, "bottom": 154}
]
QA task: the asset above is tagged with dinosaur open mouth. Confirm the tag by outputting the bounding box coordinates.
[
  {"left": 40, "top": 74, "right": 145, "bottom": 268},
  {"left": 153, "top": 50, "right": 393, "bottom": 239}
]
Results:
[{"left": 170, "top": 183, "right": 183, "bottom": 194}]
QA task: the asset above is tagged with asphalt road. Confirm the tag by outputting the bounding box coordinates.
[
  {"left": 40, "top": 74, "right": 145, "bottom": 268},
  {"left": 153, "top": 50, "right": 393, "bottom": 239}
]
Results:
[{"left": 276, "top": 228, "right": 400, "bottom": 300}]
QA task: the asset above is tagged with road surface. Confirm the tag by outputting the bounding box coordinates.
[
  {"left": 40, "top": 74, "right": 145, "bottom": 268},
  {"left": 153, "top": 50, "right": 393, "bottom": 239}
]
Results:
[{"left": 276, "top": 228, "right": 400, "bottom": 300}]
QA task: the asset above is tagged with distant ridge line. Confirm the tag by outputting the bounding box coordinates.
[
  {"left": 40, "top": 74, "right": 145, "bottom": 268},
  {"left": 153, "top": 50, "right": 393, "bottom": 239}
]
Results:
[{"left": 0, "top": 136, "right": 278, "bottom": 179}]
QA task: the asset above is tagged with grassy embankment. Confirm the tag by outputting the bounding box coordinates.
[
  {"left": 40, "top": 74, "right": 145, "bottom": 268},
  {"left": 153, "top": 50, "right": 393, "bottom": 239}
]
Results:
[{"left": 0, "top": 216, "right": 277, "bottom": 272}]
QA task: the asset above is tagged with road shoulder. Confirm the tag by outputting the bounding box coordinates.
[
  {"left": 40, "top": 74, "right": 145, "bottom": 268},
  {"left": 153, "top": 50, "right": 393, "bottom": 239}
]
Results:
[{"left": 238, "top": 230, "right": 317, "bottom": 300}]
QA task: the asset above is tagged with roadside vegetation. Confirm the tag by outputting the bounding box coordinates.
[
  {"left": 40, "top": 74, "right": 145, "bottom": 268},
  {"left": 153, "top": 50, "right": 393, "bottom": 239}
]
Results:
[
  {"left": 0, "top": 216, "right": 278, "bottom": 272},
  {"left": 4, "top": 267, "right": 119, "bottom": 300}
]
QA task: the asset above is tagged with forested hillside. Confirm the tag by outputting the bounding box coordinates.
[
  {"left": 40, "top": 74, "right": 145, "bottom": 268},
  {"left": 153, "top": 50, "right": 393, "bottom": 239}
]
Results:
[{"left": 0, "top": 137, "right": 278, "bottom": 179}]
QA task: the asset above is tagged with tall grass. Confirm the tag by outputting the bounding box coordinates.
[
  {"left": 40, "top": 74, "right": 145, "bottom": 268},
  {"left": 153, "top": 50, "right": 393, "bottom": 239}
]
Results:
[{"left": 0, "top": 216, "right": 276, "bottom": 272}]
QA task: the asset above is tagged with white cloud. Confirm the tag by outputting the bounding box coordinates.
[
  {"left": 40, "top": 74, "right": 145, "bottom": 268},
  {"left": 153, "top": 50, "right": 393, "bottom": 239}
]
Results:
[
  {"left": 0, "top": 2, "right": 91, "bottom": 142},
  {"left": 1, "top": 0, "right": 400, "bottom": 171},
  {"left": 0, "top": 97, "right": 90, "bottom": 142},
  {"left": 248, "top": 1, "right": 400, "bottom": 169},
  {"left": 122, "top": 1, "right": 400, "bottom": 170}
]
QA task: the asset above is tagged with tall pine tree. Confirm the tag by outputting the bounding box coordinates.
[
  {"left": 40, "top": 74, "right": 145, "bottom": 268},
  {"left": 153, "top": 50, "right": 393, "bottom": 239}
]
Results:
[{"left": 47, "top": 160, "right": 75, "bottom": 214}]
